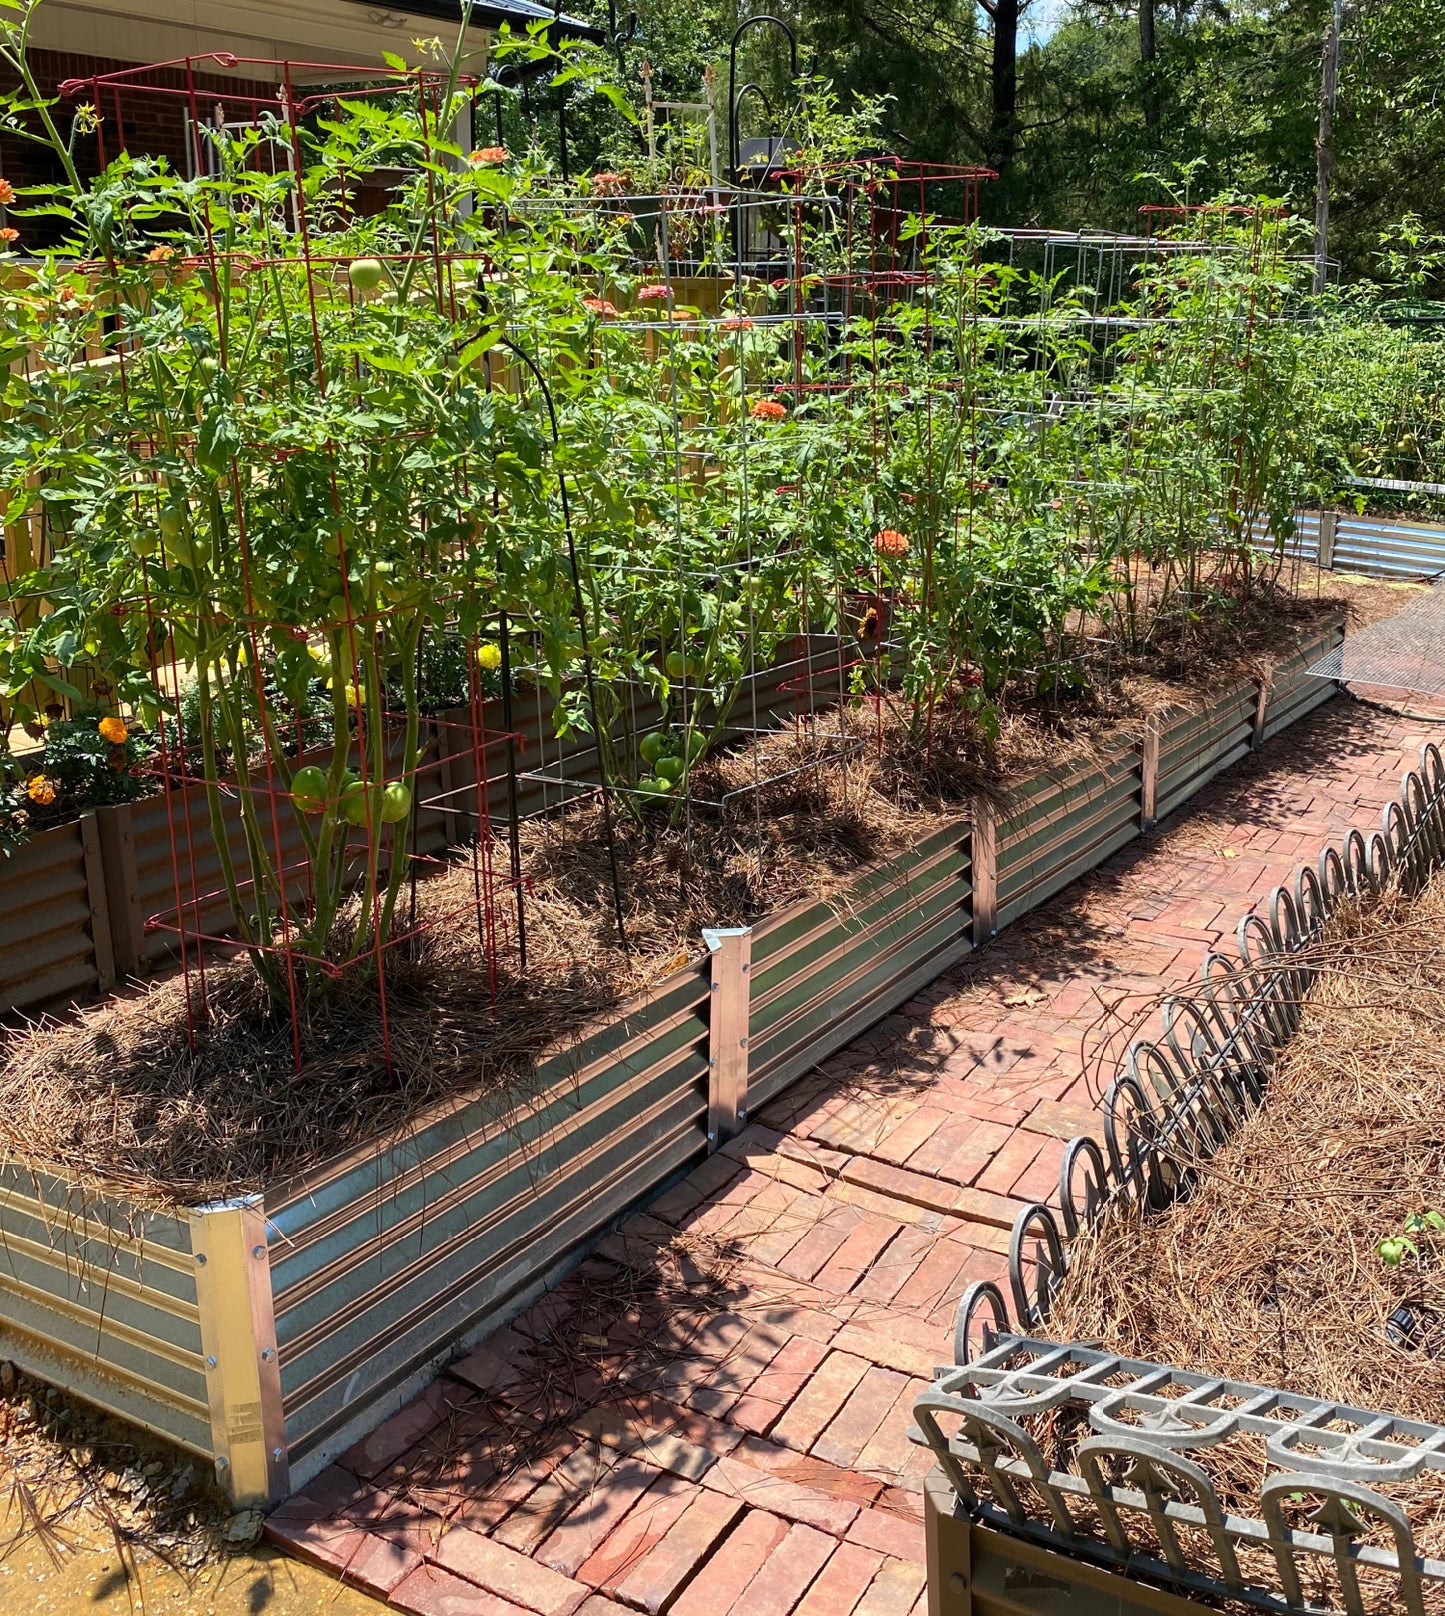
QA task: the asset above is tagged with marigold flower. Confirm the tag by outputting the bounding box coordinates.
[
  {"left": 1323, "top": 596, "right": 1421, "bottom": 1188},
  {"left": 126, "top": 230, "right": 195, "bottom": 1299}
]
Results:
[
  {"left": 26, "top": 775, "right": 56, "bottom": 806},
  {"left": 582, "top": 296, "right": 619, "bottom": 318},
  {"left": 469, "top": 146, "right": 508, "bottom": 167},
  {"left": 874, "top": 528, "right": 910, "bottom": 558},
  {"left": 98, "top": 715, "right": 128, "bottom": 744},
  {"left": 749, "top": 398, "right": 786, "bottom": 422},
  {"left": 0, "top": 228, "right": 19, "bottom": 246},
  {"left": 476, "top": 643, "right": 502, "bottom": 670},
  {"left": 146, "top": 244, "right": 175, "bottom": 263},
  {"left": 637, "top": 283, "right": 671, "bottom": 301},
  {"left": 0, "top": 179, "right": 14, "bottom": 206}
]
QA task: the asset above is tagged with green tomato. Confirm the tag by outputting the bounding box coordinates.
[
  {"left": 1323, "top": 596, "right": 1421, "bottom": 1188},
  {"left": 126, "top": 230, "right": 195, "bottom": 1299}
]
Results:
[
  {"left": 639, "top": 732, "right": 668, "bottom": 766},
  {"left": 158, "top": 506, "right": 184, "bottom": 542},
  {"left": 328, "top": 594, "right": 349, "bottom": 623},
  {"left": 664, "top": 650, "right": 688, "bottom": 681},
  {"left": 348, "top": 258, "right": 387, "bottom": 295},
  {"left": 684, "top": 730, "right": 706, "bottom": 762},
  {"left": 290, "top": 765, "right": 329, "bottom": 814},
  {"left": 380, "top": 781, "right": 413, "bottom": 824},
  {"left": 198, "top": 356, "right": 220, "bottom": 379},
  {"left": 127, "top": 529, "right": 160, "bottom": 559},
  {"left": 655, "top": 754, "right": 684, "bottom": 783},
  {"left": 339, "top": 779, "right": 377, "bottom": 828},
  {"left": 635, "top": 776, "right": 672, "bottom": 798}
]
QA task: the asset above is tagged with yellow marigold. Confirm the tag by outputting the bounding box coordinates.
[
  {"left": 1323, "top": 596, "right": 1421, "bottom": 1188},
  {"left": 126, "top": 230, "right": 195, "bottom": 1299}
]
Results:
[
  {"left": 749, "top": 398, "right": 787, "bottom": 421},
  {"left": 476, "top": 643, "right": 502, "bottom": 671},
  {"left": 873, "top": 528, "right": 910, "bottom": 558},
  {"left": 98, "top": 715, "right": 128, "bottom": 744},
  {"left": 26, "top": 775, "right": 56, "bottom": 806}
]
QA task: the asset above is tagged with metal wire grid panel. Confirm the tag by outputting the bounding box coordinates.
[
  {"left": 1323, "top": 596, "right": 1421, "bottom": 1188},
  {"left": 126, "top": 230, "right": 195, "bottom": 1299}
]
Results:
[
  {"left": 1309, "top": 581, "right": 1445, "bottom": 700},
  {"left": 910, "top": 740, "right": 1445, "bottom": 1615}
]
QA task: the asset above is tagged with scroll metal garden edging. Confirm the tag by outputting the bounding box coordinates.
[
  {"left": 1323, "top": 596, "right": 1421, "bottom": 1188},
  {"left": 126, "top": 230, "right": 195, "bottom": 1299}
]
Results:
[
  {"left": 0, "top": 623, "right": 1339, "bottom": 1509},
  {"left": 911, "top": 686, "right": 1445, "bottom": 1616}
]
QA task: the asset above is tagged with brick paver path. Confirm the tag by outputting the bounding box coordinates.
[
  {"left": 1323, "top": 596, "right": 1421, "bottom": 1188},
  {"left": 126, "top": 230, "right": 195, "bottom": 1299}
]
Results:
[{"left": 267, "top": 697, "right": 1427, "bottom": 1616}]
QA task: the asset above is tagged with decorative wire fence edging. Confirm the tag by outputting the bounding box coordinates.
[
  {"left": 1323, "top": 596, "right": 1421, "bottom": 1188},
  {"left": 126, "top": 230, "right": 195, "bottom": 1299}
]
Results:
[
  {"left": 0, "top": 628, "right": 1339, "bottom": 1512},
  {"left": 910, "top": 736, "right": 1445, "bottom": 1616}
]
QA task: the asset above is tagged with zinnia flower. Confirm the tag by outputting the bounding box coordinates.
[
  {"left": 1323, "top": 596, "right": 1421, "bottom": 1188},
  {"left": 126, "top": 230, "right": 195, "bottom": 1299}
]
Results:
[
  {"left": 98, "top": 715, "right": 128, "bottom": 744},
  {"left": 856, "top": 606, "right": 880, "bottom": 640},
  {"left": 593, "top": 170, "right": 628, "bottom": 196},
  {"left": 26, "top": 775, "right": 56, "bottom": 806},
  {"left": 582, "top": 296, "right": 618, "bottom": 318},
  {"left": 719, "top": 315, "right": 755, "bottom": 331},
  {"left": 0, "top": 179, "right": 15, "bottom": 205},
  {"left": 146, "top": 245, "right": 175, "bottom": 263},
  {"left": 749, "top": 398, "right": 786, "bottom": 421},
  {"left": 874, "top": 529, "right": 910, "bottom": 558},
  {"left": 637, "top": 283, "right": 671, "bottom": 302},
  {"left": 0, "top": 228, "right": 19, "bottom": 246},
  {"left": 469, "top": 146, "right": 508, "bottom": 167}
]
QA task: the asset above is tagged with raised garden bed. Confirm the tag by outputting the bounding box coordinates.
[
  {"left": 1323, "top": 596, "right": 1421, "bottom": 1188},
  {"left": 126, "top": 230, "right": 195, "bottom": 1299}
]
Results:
[
  {"left": 914, "top": 704, "right": 1445, "bottom": 1616},
  {"left": 0, "top": 621, "right": 1343, "bottom": 1510}
]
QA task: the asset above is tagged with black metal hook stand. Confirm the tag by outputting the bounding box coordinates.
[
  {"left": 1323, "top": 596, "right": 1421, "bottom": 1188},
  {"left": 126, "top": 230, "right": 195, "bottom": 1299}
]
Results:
[{"left": 727, "top": 14, "right": 797, "bottom": 180}]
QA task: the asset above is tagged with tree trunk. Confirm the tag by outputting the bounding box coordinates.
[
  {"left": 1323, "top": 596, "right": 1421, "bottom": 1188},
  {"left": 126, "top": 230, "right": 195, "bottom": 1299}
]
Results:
[
  {"left": 988, "top": 0, "right": 1020, "bottom": 173},
  {"left": 1139, "top": 0, "right": 1160, "bottom": 129}
]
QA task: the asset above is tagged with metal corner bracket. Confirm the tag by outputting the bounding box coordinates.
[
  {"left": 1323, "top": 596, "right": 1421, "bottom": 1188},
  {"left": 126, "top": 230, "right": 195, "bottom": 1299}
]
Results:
[
  {"left": 189, "top": 1196, "right": 289, "bottom": 1507},
  {"left": 702, "top": 926, "right": 752, "bottom": 1151}
]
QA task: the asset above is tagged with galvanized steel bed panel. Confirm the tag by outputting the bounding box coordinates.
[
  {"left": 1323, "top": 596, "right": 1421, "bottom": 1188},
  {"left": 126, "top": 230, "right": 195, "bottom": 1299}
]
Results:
[
  {"left": 1156, "top": 683, "right": 1256, "bottom": 820},
  {"left": 0, "top": 1173, "right": 208, "bottom": 1453},
  {"left": 746, "top": 821, "right": 971, "bottom": 1109},
  {"left": 1262, "top": 625, "right": 1342, "bottom": 740},
  {"left": 995, "top": 755, "right": 1141, "bottom": 928},
  {"left": 1334, "top": 514, "right": 1445, "bottom": 579},
  {"left": 266, "top": 967, "right": 710, "bottom": 1461},
  {"left": 0, "top": 823, "right": 102, "bottom": 1015}
]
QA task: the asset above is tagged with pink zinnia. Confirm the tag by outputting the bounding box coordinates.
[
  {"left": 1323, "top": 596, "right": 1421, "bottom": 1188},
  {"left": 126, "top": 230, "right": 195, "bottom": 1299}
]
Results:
[
  {"left": 582, "top": 296, "right": 619, "bottom": 318},
  {"left": 637, "top": 283, "right": 671, "bottom": 301}
]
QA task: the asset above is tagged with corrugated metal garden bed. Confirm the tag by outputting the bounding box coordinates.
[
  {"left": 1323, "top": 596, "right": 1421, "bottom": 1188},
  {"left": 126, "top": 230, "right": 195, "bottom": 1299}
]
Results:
[{"left": 0, "top": 620, "right": 1341, "bottom": 1511}]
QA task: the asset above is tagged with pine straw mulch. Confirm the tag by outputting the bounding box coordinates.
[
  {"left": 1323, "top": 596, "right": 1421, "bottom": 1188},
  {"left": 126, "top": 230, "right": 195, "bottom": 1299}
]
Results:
[
  {"left": 0, "top": 726, "right": 948, "bottom": 1207},
  {"left": 1034, "top": 874, "right": 1445, "bottom": 1609},
  {"left": 0, "top": 580, "right": 1400, "bottom": 1210}
]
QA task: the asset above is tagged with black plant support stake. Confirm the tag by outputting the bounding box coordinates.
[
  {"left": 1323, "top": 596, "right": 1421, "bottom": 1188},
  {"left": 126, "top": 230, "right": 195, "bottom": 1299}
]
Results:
[{"left": 497, "top": 334, "right": 628, "bottom": 949}]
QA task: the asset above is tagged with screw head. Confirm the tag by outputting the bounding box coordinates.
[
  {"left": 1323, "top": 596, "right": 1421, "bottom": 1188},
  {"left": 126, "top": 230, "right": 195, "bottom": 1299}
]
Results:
[
  {"left": 195, "top": 1253, "right": 207, "bottom": 1266},
  {"left": 949, "top": 1573, "right": 967, "bottom": 1593},
  {"left": 206, "top": 1355, "right": 218, "bottom": 1368},
  {"left": 215, "top": 1456, "right": 229, "bottom": 1471},
  {"left": 252, "top": 1245, "right": 266, "bottom": 1260},
  {"left": 271, "top": 1447, "right": 284, "bottom": 1462},
  {"left": 261, "top": 1347, "right": 276, "bottom": 1363}
]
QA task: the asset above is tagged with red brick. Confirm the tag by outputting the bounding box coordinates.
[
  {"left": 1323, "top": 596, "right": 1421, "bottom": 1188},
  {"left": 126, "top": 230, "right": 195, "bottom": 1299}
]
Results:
[
  {"left": 794, "top": 1542, "right": 887, "bottom": 1616},
  {"left": 811, "top": 1367, "right": 910, "bottom": 1470},
  {"left": 432, "top": 1527, "right": 589, "bottom": 1616},
  {"left": 669, "top": 1510, "right": 790, "bottom": 1616},
  {"left": 772, "top": 1353, "right": 870, "bottom": 1454},
  {"left": 535, "top": 1458, "right": 665, "bottom": 1577},
  {"left": 575, "top": 1473, "right": 695, "bottom": 1595},
  {"left": 974, "top": 1131, "right": 1049, "bottom": 1198},
  {"left": 339, "top": 1379, "right": 471, "bottom": 1479},
  {"left": 393, "top": 1564, "right": 532, "bottom": 1616},
  {"left": 699, "top": 1453, "right": 860, "bottom": 1536},
  {"left": 344, "top": 1531, "right": 425, "bottom": 1596},
  {"left": 728, "top": 1335, "right": 829, "bottom": 1437},
  {"left": 730, "top": 1521, "right": 837, "bottom": 1616},
  {"left": 812, "top": 1215, "right": 899, "bottom": 1296},
  {"left": 847, "top": 1508, "right": 926, "bottom": 1566},
  {"left": 612, "top": 1490, "right": 745, "bottom": 1614},
  {"left": 263, "top": 1506, "right": 369, "bottom": 1576},
  {"left": 855, "top": 1558, "right": 926, "bottom": 1616}
]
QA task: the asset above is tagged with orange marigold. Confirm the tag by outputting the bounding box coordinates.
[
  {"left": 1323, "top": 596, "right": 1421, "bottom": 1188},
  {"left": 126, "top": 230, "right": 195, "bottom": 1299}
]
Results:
[
  {"left": 26, "top": 775, "right": 56, "bottom": 806},
  {"left": 749, "top": 398, "right": 786, "bottom": 421},
  {"left": 98, "top": 715, "right": 129, "bottom": 744},
  {"left": 469, "top": 145, "right": 508, "bottom": 167},
  {"left": 873, "top": 528, "right": 910, "bottom": 558}
]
